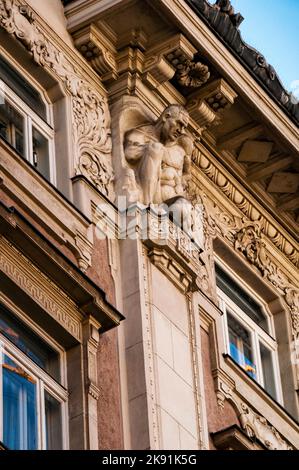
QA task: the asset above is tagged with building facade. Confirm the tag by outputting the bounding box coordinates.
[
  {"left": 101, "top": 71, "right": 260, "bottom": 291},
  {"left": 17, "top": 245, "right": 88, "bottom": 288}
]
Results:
[{"left": 0, "top": 0, "right": 298, "bottom": 450}]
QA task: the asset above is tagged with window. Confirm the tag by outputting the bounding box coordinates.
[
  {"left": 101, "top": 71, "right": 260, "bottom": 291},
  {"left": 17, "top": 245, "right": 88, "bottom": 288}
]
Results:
[
  {"left": 0, "top": 55, "right": 55, "bottom": 183},
  {"left": 0, "top": 304, "right": 67, "bottom": 449},
  {"left": 216, "top": 264, "right": 282, "bottom": 402}
]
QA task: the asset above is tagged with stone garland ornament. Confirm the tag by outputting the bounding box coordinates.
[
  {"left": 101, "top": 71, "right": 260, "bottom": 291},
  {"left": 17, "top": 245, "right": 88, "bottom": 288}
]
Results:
[{"left": 0, "top": 0, "right": 113, "bottom": 197}]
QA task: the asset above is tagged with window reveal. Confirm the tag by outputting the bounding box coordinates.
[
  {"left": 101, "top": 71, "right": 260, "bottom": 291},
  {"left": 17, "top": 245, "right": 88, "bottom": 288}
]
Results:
[
  {"left": 216, "top": 264, "right": 282, "bottom": 403},
  {"left": 0, "top": 304, "right": 67, "bottom": 449},
  {"left": 0, "top": 55, "right": 55, "bottom": 184}
]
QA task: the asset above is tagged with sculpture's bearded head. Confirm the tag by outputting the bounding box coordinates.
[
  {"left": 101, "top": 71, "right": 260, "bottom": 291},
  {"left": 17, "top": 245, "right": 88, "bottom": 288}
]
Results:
[{"left": 160, "top": 105, "right": 189, "bottom": 143}]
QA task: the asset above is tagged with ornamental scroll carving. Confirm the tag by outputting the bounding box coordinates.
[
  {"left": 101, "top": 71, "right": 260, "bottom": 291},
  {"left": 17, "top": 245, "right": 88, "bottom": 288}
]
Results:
[
  {"left": 192, "top": 146, "right": 299, "bottom": 268},
  {"left": 201, "top": 192, "right": 299, "bottom": 376},
  {"left": 239, "top": 403, "right": 293, "bottom": 450},
  {"left": 233, "top": 223, "right": 299, "bottom": 341},
  {"left": 0, "top": 0, "right": 113, "bottom": 197}
]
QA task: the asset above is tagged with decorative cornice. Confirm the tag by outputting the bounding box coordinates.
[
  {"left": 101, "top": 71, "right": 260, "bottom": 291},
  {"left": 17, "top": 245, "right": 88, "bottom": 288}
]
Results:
[
  {"left": 192, "top": 145, "right": 299, "bottom": 269},
  {"left": 186, "top": 0, "right": 299, "bottom": 126},
  {"left": 0, "top": 235, "right": 82, "bottom": 341},
  {"left": 0, "top": 0, "right": 114, "bottom": 198}
]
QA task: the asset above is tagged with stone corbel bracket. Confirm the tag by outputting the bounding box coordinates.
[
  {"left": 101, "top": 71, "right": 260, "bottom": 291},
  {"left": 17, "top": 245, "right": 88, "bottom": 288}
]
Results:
[
  {"left": 212, "top": 359, "right": 294, "bottom": 449},
  {"left": 143, "top": 34, "right": 197, "bottom": 89},
  {"left": 64, "top": 229, "right": 94, "bottom": 272},
  {"left": 187, "top": 79, "right": 237, "bottom": 131},
  {"left": 72, "top": 23, "right": 118, "bottom": 83},
  {"left": 142, "top": 210, "right": 204, "bottom": 294}
]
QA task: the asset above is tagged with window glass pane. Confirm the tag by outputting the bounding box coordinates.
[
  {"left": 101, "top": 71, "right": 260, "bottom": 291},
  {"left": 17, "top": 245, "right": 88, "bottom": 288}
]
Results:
[
  {"left": 32, "top": 127, "right": 50, "bottom": 180},
  {"left": 0, "top": 304, "right": 60, "bottom": 382},
  {"left": 0, "top": 55, "right": 47, "bottom": 121},
  {"left": 260, "top": 342, "right": 277, "bottom": 400},
  {"left": 0, "top": 98, "right": 25, "bottom": 156},
  {"left": 2, "top": 355, "right": 38, "bottom": 450},
  {"left": 216, "top": 265, "right": 269, "bottom": 332},
  {"left": 45, "top": 391, "right": 63, "bottom": 450},
  {"left": 227, "top": 313, "right": 257, "bottom": 380}
]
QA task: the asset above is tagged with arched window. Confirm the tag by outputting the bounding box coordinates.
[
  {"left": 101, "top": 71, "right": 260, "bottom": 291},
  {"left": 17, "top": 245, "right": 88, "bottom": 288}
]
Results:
[
  {"left": 0, "top": 55, "right": 56, "bottom": 184},
  {"left": 0, "top": 304, "right": 67, "bottom": 450},
  {"left": 216, "top": 264, "right": 282, "bottom": 402}
]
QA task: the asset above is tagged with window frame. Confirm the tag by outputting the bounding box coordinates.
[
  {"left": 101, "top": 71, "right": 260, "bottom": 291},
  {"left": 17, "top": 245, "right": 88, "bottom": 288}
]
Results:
[
  {"left": 0, "top": 300, "right": 68, "bottom": 450},
  {"left": 0, "top": 75, "right": 56, "bottom": 185},
  {"left": 216, "top": 263, "right": 283, "bottom": 404}
]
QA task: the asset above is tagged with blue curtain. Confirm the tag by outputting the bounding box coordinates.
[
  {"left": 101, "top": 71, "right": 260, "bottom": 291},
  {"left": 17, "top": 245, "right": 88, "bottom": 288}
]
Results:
[{"left": 3, "top": 356, "right": 37, "bottom": 450}]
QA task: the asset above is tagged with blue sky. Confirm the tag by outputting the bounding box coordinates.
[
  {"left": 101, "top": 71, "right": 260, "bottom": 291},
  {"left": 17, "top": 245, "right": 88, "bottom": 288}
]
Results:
[{"left": 230, "top": 0, "right": 299, "bottom": 94}]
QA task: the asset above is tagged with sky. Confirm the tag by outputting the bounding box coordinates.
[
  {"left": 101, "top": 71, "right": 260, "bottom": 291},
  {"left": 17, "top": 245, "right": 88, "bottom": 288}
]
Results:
[{"left": 230, "top": 0, "right": 299, "bottom": 96}]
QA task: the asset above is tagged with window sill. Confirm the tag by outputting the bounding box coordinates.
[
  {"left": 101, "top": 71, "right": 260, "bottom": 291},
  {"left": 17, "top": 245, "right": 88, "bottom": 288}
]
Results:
[{"left": 223, "top": 353, "right": 299, "bottom": 429}]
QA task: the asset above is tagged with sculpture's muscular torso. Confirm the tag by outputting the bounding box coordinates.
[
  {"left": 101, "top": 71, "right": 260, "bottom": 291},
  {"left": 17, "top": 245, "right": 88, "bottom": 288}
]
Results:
[{"left": 123, "top": 105, "right": 193, "bottom": 210}]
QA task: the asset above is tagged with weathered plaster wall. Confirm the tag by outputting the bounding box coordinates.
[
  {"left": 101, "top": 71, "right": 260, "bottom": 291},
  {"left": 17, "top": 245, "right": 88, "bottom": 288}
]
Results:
[
  {"left": 87, "top": 231, "right": 124, "bottom": 449},
  {"left": 86, "top": 234, "right": 116, "bottom": 305},
  {"left": 201, "top": 328, "right": 239, "bottom": 440},
  {"left": 97, "top": 329, "right": 124, "bottom": 450}
]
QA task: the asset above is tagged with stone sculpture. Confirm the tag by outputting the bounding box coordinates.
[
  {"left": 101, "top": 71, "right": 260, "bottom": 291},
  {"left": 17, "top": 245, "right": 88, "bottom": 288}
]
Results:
[{"left": 122, "top": 105, "right": 194, "bottom": 232}]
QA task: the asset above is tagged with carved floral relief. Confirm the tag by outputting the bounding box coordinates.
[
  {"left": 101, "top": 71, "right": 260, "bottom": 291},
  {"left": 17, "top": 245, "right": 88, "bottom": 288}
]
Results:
[
  {"left": 0, "top": 0, "right": 114, "bottom": 197},
  {"left": 239, "top": 402, "right": 293, "bottom": 450}
]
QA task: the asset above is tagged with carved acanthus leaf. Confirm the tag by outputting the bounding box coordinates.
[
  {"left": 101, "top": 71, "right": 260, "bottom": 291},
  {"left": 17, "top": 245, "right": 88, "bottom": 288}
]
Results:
[
  {"left": 201, "top": 191, "right": 299, "bottom": 348},
  {"left": 0, "top": 0, "right": 113, "bottom": 197},
  {"left": 193, "top": 145, "right": 299, "bottom": 268}
]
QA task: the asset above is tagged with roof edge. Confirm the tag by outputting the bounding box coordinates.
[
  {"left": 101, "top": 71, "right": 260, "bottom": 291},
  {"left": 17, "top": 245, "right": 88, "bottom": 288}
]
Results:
[{"left": 186, "top": 0, "right": 299, "bottom": 127}]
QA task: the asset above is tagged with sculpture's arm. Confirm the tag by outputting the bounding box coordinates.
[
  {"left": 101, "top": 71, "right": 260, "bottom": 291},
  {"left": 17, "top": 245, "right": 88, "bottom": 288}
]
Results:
[
  {"left": 179, "top": 135, "right": 193, "bottom": 184},
  {"left": 124, "top": 130, "right": 147, "bottom": 165}
]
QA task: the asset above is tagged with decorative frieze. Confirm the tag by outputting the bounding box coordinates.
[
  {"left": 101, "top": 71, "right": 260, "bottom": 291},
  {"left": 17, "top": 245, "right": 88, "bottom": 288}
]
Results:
[
  {"left": 239, "top": 402, "right": 293, "bottom": 450},
  {"left": 192, "top": 145, "right": 299, "bottom": 268},
  {"left": 0, "top": 0, "right": 114, "bottom": 197},
  {"left": 0, "top": 236, "right": 82, "bottom": 341}
]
